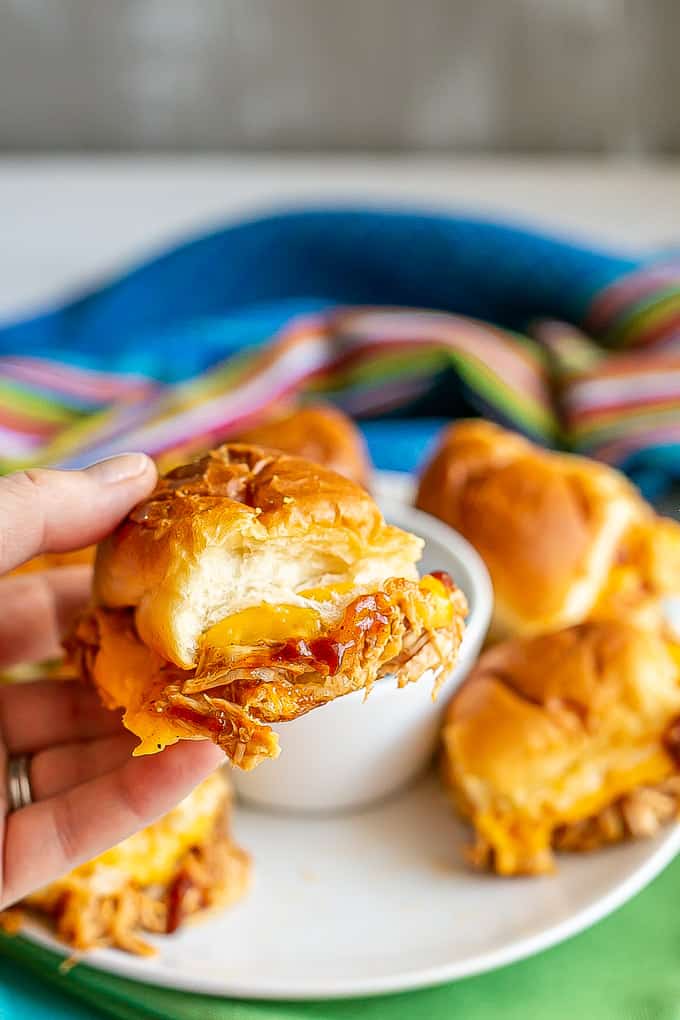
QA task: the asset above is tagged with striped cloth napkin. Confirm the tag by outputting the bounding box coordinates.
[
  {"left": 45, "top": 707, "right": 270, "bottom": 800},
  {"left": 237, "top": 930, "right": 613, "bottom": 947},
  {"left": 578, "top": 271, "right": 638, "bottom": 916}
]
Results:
[{"left": 0, "top": 209, "right": 678, "bottom": 496}]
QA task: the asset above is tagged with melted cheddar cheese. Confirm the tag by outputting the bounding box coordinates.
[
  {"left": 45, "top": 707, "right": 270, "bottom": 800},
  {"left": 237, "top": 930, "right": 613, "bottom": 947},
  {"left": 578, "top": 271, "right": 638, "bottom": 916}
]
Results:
[
  {"left": 298, "top": 582, "right": 357, "bottom": 600},
  {"left": 555, "top": 748, "right": 673, "bottom": 825},
  {"left": 204, "top": 604, "right": 322, "bottom": 647},
  {"left": 202, "top": 576, "right": 455, "bottom": 651},
  {"left": 473, "top": 747, "right": 675, "bottom": 875},
  {"left": 416, "top": 575, "right": 456, "bottom": 629}
]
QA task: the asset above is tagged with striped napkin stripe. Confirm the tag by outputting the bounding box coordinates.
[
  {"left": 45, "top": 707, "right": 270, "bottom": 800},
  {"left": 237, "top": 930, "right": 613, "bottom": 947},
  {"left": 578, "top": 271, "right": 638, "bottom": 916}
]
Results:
[
  {"left": 0, "top": 262, "right": 678, "bottom": 476},
  {"left": 585, "top": 262, "right": 680, "bottom": 348}
]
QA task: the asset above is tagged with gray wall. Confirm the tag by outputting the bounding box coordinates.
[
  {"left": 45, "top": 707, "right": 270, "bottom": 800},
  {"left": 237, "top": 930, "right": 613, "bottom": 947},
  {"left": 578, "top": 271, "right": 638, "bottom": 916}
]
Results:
[{"left": 1, "top": 0, "right": 679, "bottom": 153}]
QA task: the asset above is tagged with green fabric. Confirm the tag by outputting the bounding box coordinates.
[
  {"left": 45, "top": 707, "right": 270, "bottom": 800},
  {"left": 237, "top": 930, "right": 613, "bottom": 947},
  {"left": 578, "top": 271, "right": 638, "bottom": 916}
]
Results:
[{"left": 1, "top": 854, "right": 679, "bottom": 1020}]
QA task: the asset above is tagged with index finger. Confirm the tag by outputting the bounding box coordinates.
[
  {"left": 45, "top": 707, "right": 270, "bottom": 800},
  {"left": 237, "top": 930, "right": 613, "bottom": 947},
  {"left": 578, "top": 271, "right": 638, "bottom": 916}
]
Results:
[
  {"left": 0, "top": 680, "right": 125, "bottom": 754},
  {"left": 0, "top": 454, "right": 157, "bottom": 575}
]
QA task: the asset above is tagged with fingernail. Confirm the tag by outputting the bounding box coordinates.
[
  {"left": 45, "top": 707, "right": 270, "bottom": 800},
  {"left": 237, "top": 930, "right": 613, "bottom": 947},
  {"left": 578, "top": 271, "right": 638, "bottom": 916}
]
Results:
[{"left": 85, "top": 453, "right": 152, "bottom": 484}]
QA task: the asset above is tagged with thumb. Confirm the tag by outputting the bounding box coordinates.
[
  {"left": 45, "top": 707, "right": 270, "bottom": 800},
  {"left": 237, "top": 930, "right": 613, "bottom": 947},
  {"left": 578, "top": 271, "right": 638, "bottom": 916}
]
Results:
[{"left": 0, "top": 454, "right": 157, "bottom": 575}]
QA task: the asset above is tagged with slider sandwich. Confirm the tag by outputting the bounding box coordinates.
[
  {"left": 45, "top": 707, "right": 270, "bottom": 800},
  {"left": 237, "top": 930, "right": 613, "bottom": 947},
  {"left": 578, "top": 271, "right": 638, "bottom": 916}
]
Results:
[
  {"left": 69, "top": 444, "right": 467, "bottom": 768},
  {"left": 24, "top": 771, "right": 249, "bottom": 954},
  {"left": 442, "top": 620, "right": 680, "bottom": 875},
  {"left": 416, "top": 419, "right": 680, "bottom": 640}
]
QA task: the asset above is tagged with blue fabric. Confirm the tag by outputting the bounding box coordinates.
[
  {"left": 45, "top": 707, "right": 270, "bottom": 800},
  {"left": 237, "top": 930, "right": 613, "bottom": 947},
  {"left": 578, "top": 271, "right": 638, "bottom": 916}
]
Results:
[
  {"left": 360, "top": 419, "right": 449, "bottom": 474},
  {"left": 3, "top": 206, "right": 673, "bottom": 490},
  {"left": 0, "top": 208, "right": 638, "bottom": 377},
  {"left": 0, "top": 958, "right": 101, "bottom": 1020}
]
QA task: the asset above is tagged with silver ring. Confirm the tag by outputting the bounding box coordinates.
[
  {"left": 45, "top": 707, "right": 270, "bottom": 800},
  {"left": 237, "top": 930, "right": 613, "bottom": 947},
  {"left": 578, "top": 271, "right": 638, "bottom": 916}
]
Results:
[{"left": 7, "top": 755, "right": 33, "bottom": 813}]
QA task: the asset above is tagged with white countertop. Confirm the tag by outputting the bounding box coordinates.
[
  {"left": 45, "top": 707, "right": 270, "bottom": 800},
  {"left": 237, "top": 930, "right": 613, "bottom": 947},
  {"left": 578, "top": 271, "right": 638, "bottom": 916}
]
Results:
[{"left": 1, "top": 154, "right": 679, "bottom": 323}]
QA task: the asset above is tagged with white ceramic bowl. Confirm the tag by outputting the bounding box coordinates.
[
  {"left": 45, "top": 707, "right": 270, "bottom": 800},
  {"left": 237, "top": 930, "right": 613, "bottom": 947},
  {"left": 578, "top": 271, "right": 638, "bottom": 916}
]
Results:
[{"left": 231, "top": 494, "right": 492, "bottom": 813}]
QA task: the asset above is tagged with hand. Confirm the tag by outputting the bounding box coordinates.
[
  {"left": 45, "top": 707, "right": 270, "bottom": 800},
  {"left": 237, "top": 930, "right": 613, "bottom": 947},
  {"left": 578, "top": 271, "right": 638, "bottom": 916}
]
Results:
[{"left": 0, "top": 455, "right": 223, "bottom": 908}]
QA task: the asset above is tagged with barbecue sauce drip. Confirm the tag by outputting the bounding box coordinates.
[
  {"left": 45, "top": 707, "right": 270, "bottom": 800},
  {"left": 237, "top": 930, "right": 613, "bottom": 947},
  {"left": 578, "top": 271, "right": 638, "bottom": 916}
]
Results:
[
  {"left": 167, "top": 704, "right": 228, "bottom": 736},
  {"left": 272, "top": 636, "right": 353, "bottom": 674},
  {"left": 271, "top": 592, "right": 391, "bottom": 675},
  {"left": 166, "top": 869, "right": 194, "bottom": 934}
]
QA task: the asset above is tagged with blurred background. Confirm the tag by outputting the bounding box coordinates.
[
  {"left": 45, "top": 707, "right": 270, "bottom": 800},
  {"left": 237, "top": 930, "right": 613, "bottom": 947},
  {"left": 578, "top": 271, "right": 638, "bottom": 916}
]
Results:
[
  {"left": 0, "top": 0, "right": 679, "bottom": 155},
  {"left": 1, "top": 1, "right": 678, "bottom": 471}
]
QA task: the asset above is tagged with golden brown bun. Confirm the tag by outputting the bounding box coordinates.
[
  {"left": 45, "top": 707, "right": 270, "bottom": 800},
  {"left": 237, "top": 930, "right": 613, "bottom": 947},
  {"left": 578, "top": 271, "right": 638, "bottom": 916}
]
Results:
[
  {"left": 442, "top": 620, "right": 680, "bottom": 875},
  {"left": 74, "top": 444, "right": 468, "bottom": 767},
  {"left": 95, "top": 444, "right": 420, "bottom": 669},
  {"left": 234, "top": 404, "right": 372, "bottom": 488},
  {"left": 416, "top": 420, "right": 647, "bottom": 639},
  {"left": 153, "top": 403, "right": 371, "bottom": 486}
]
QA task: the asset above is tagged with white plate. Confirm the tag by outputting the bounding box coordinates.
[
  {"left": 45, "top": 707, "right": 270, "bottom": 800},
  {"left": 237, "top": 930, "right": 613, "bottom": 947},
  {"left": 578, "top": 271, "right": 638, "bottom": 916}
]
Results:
[
  {"left": 20, "top": 471, "right": 680, "bottom": 999},
  {"left": 21, "top": 774, "right": 680, "bottom": 999}
]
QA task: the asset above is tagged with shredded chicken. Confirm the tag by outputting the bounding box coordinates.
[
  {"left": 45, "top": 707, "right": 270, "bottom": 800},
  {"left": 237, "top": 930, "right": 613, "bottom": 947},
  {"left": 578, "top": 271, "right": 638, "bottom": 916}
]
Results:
[
  {"left": 554, "top": 776, "right": 680, "bottom": 852},
  {"left": 70, "top": 575, "right": 466, "bottom": 768},
  {"left": 461, "top": 776, "right": 680, "bottom": 875},
  {"left": 12, "top": 822, "right": 250, "bottom": 956}
]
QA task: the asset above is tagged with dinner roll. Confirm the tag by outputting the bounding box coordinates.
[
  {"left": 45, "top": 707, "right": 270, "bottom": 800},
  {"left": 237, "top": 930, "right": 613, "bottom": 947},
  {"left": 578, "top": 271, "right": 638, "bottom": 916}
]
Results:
[
  {"left": 235, "top": 404, "right": 372, "bottom": 487},
  {"left": 416, "top": 420, "right": 649, "bottom": 639},
  {"left": 442, "top": 620, "right": 680, "bottom": 874},
  {"left": 71, "top": 444, "right": 467, "bottom": 768}
]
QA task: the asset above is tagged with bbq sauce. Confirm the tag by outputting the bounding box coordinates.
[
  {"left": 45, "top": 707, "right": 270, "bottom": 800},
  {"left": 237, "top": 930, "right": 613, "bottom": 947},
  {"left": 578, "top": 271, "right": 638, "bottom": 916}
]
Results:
[
  {"left": 166, "top": 870, "right": 194, "bottom": 934},
  {"left": 271, "top": 593, "right": 391, "bottom": 675},
  {"left": 167, "top": 704, "right": 227, "bottom": 736}
]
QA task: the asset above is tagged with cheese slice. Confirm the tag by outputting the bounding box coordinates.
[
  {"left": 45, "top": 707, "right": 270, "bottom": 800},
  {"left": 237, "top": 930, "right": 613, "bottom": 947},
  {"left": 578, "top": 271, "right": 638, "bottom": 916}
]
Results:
[
  {"left": 297, "top": 582, "right": 357, "bottom": 601},
  {"left": 203, "top": 576, "right": 456, "bottom": 652},
  {"left": 477, "top": 747, "right": 674, "bottom": 874},
  {"left": 203, "top": 604, "right": 322, "bottom": 648}
]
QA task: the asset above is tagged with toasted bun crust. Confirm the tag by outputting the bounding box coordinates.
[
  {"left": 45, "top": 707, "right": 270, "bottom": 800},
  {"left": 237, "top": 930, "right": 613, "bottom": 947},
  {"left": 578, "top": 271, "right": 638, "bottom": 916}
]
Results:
[
  {"left": 235, "top": 404, "right": 371, "bottom": 487},
  {"left": 95, "top": 444, "right": 420, "bottom": 668},
  {"left": 416, "top": 420, "right": 647, "bottom": 638},
  {"left": 442, "top": 620, "right": 680, "bottom": 874}
]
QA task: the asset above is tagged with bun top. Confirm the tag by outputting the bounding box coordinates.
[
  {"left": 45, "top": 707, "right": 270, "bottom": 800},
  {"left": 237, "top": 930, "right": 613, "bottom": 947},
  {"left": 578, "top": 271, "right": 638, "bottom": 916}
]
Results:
[
  {"left": 416, "top": 420, "right": 646, "bottom": 638},
  {"left": 235, "top": 404, "right": 371, "bottom": 487},
  {"left": 95, "top": 444, "right": 422, "bottom": 668}
]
